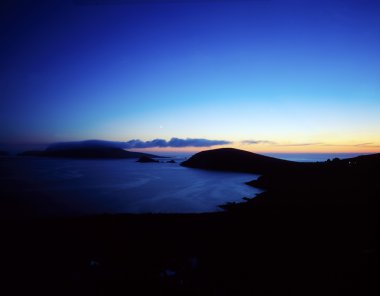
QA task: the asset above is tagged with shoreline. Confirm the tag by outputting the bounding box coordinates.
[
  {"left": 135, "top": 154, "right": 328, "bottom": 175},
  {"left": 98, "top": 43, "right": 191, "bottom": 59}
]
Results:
[{"left": 2, "top": 149, "right": 380, "bottom": 295}]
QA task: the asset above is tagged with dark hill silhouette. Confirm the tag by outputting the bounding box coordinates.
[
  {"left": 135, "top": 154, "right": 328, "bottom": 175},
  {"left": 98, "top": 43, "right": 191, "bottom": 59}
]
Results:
[
  {"left": 46, "top": 139, "right": 124, "bottom": 151},
  {"left": 222, "top": 151, "right": 380, "bottom": 208},
  {"left": 181, "top": 148, "right": 298, "bottom": 173},
  {"left": 19, "top": 146, "right": 159, "bottom": 159},
  {"left": 341, "top": 152, "right": 380, "bottom": 169},
  {"left": 181, "top": 148, "right": 380, "bottom": 207}
]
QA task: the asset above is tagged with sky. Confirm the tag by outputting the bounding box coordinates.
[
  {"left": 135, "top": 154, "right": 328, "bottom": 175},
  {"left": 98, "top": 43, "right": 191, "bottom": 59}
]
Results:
[{"left": 1, "top": 0, "right": 380, "bottom": 153}]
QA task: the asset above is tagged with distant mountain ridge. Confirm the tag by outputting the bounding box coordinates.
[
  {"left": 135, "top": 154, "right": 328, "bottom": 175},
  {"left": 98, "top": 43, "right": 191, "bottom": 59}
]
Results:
[
  {"left": 46, "top": 140, "right": 127, "bottom": 151},
  {"left": 19, "top": 141, "right": 160, "bottom": 159}
]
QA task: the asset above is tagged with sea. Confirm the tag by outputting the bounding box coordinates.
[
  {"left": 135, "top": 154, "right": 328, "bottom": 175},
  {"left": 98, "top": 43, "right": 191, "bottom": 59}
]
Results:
[{"left": 0, "top": 152, "right": 365, "bottom": 218}]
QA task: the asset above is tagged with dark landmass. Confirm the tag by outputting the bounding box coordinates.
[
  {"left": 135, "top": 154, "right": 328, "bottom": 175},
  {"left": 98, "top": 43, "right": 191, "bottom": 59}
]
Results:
[
  {"left": 136, "top": 156, "right": 159, "bottom": 163},
  {"left": 0, "top": 150, "right": 9, "bottom": 156},
  {"left": 181, "top": 147, "right": 299, "bottom": 173},
  {"left": 2, "top": 208, "right": 378, "bottom": 296},
  {"left": 19, "top": 150, "right": 46, "bottom": 157},
  {"left": 18, "top": 146, "right": 159, "bottom": 159},
  {"left": 46, "top": 139, "right": 130, "bottom": 150},
  {"left": 182, "top": 148, "right": 380, "bottom": 206},
  {"left": 2, "top": 148, "right": 380, "bottom": 295},
  {"left": 222, "top": 151, "right": 380, "bottom": 208}
]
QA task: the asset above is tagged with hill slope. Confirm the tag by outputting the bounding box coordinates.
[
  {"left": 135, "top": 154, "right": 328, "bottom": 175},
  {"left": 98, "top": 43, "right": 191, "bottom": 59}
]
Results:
[{"left": 181, "top": 148, "right": 298, "bottom": 173}]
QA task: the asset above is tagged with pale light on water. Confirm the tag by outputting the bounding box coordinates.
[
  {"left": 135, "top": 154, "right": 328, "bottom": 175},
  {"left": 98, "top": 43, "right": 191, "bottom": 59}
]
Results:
[
  {"left": 0, "top": 157, "right": 261, "bottom": 218},
  {"left": 263, "top": 153, "right": 365, "bottom": 162},
  {"left": 1, "top": 152, "right": 368, "bottom": 218}
]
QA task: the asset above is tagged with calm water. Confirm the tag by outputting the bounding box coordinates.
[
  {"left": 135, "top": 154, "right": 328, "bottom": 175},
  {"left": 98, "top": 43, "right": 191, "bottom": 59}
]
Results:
[
  {"left": 0, "top": 157, "right": 261, "bottom": 218},
  {"left": 140, "top": 151, "right": 365, "bottom": 162},
  {"left": 263, "top": 153, "right": 364, "bottom": 162},
  {"left": 0, "top": 152, "right": 366, "bottom": 218}
]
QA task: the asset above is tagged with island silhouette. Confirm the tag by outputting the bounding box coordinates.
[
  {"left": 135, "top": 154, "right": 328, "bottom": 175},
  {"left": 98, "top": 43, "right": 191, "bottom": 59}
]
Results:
[
  {"left": 181, "top": 147, "right": 298, "bottom": 173},
  {"left": 136, "top": 155, "right": 159, "bottom": 163},
  {"left": 19, "top": 144, "right": 160, "bottom": 159}
]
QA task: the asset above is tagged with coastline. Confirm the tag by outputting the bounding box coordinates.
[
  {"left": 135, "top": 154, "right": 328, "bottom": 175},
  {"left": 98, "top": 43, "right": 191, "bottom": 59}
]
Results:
[{"left": 2, "top": 150, "right": 380, "bottom": 295}]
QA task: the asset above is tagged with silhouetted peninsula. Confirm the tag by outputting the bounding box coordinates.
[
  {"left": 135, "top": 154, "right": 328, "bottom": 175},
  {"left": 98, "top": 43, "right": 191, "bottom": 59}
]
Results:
[
  {"left": 181, "top": 148, "right": 298, "bottom": 173},
  {"left": 0, "top": 150, "right": 9, "bottom": 156},
  {"left": 182, "top": 148, "right": 380, "bottom": 208}
]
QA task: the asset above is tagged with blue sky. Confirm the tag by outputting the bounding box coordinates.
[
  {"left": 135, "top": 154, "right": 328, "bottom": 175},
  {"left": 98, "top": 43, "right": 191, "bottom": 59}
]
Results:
[{"left": 1, "top": 0, "right": 380, "bottom": 152}]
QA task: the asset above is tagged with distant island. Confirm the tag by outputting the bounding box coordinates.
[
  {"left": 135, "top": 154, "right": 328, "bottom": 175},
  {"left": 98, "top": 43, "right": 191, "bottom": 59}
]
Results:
[
  {"left": 19, "top": 142, "right": 160, "bottom": 159},
  {"left": 136, "top": 156, "right": 159, "bottom": 163},
  {"left": 181, "top": 147, "right": 298, "bottom": 173}
]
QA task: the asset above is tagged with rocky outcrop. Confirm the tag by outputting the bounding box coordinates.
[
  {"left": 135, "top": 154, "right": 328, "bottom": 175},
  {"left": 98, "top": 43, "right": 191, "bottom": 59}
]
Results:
[{"left": 136, "top": 156, "right": 159, "bottom": 163}]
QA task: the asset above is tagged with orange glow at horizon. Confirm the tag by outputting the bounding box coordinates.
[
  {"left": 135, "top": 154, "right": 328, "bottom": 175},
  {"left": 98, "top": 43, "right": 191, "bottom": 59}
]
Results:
[{"left": 130, "top": 142, "right": 380, "bottom": 155}]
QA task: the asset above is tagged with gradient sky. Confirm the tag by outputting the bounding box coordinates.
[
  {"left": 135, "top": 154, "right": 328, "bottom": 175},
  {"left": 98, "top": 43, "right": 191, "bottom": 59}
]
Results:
[{"left": 1, "top": 0, "right": 380, "bottom": 153}]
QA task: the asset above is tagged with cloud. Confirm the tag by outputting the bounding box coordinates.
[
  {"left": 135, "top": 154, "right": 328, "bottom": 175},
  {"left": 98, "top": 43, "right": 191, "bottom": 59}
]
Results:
[
  {"left": 241, "top": 140, "right": 276, "bottom": 145},
  {"left": 277, "top": 142, "right": 324, "bottom": 147},
  {"left": 48, "top": 138, "right": 231, "bottom": 150},
  {"left": 121, "top": 138, "right": 231, "bottom": 148},
  {"left": 358, "top": 143, "right": 380, "bottom": 148},
  {"left": 240, "top": 140, "right": 380, "bottom": 148},
  {"left": 321, "top": 142, "right": 380, "bottom": 147},
  {"left": 241, "top": 140, "right": 326, "bottom": 147},
  {"left": 75, "top": 0, "right": 256, "bottom": 5}
]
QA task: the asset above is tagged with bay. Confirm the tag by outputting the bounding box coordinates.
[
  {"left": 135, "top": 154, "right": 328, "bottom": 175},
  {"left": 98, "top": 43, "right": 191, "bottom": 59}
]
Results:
[{"left": 0, "top": 157, "right": 261, "bottom": 218}]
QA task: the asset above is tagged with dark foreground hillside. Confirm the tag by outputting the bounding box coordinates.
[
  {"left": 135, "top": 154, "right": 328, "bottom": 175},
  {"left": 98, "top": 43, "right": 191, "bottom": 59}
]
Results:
[
  {"left": 2, "top": 207, "right": 378, "bottom": 296},
  {"left": 1, "top": 149, "right": 380, "bottom": 295}
]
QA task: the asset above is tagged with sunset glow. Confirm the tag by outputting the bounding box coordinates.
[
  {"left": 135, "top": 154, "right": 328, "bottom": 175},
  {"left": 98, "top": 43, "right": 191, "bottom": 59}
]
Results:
[{"left": 1, "top": 0, "right": 380, "bottom": 153}]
